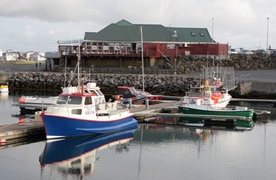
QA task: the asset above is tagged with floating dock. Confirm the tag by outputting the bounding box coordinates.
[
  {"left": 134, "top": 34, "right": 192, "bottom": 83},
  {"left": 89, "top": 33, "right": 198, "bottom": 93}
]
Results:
[
  {"left": 1, "top": 100, "right": 271, "bottom": 148},
  {"left": 1, "top": 101, "right": 179, "bottom": 147},
  {"left": 0, "top": 121, "right": 45, "bottom": 149}
]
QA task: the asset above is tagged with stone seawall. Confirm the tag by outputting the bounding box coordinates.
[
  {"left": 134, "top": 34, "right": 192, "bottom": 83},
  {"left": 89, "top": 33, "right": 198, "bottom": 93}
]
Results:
[
  {"left": 8, "top": 71, "right": 276, "bottom": 98},
  {"left": 8, "top": 72, "right": 195, "bottom": 96}
]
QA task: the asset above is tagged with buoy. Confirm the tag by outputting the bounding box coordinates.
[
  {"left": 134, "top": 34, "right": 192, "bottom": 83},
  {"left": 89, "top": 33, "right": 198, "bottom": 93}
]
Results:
[
  {"left": 0, "top": 139, "right": 6, "bottom": 145},
  {"left": 196, "top": 129, "right": 203, "bottom": 135},
  {"left": 114, "top": 95, "right": 122, "bottom": 102},
  {"left": 18, "top": 97, "right": 25, "bottom": 103},
  {"left": 18, "top": 117, "right": 25, "bottom": 123}
]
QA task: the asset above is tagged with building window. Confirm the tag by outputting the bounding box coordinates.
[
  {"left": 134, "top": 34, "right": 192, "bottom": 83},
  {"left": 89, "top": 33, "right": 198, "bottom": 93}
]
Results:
[
  {"left": 191, "top": 32, "right": 196, "bottom": 36},
  {"left": 200, "top": 33, "right": 204, "bottom": 36},
  {"left": 167, "top": 44, "right": 175, "bottom": 49}
]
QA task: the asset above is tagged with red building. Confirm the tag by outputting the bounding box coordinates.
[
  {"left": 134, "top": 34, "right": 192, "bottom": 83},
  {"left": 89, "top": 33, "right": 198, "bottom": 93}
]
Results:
[{"left": 56, "top": 19, "right": 229, "bottom": 69}]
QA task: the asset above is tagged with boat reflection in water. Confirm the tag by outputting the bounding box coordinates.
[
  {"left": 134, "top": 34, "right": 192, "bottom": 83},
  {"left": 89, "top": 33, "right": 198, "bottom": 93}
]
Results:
[
  {"left": 39, "top": 127, "right": 137, "bottom": 178},
  {"left": 0, "top": 92, "right": 8, "bottom": 101}
]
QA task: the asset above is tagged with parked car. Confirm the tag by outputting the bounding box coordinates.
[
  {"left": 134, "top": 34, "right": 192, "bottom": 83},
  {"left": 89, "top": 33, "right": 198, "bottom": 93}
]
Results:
[
  {"left": 255, "top": 49, "right": 269, "bottom": 55},
  {"left": 270, "top": 50, "right": 276, "bottom": 56},
  {"left": 229, "top": 48, "right": 239, "bottom": 54},
  {"left": 240, "top": 49, "right": 253, "bottom": 55}
]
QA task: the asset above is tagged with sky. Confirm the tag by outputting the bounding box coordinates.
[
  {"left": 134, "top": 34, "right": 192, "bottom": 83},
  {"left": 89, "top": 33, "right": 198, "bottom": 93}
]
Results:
[{"left": 0, "top": 0, "right": 274, "bottom": 52}]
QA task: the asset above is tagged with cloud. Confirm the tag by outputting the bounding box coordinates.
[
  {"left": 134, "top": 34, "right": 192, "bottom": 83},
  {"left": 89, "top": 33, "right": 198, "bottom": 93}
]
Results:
[{"left": 0, "top": 0, "right": 274, "bottom": 52}]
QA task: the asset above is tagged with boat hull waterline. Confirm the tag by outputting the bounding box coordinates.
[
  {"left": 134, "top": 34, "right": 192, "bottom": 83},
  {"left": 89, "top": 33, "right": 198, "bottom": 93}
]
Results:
[
  {"left": 178, "top": 106, "right": 254, "bottom": 118},
  {"left": 178, "top": 106, "right": 255, "bottom": 128},
  {"left": 42, "top": 113, "right": 137, "bottom": 139},
  {"left": 179, "top": 117, "right": 255, "bottom": 128}
]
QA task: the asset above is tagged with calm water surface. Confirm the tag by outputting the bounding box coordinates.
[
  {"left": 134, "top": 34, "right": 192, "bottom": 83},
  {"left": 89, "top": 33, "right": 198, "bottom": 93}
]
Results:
[{"left": 0, "top": 92, "right": 276, "bottom": 180}]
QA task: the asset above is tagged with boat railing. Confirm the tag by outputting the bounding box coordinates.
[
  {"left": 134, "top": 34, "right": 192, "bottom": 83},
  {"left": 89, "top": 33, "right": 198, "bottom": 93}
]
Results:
[
  {"left": 235, "top": 74, "right": 251, "bottom": 84},
  {"left": 96, "top": 102, "right": 127, "bottom": 111},
  {"left": 104, "top": 102, "right": 118, "bottom": 110},
  {"left": 106, "top": 109, "right": 130, "bottom": 117},
  {"left": 56, "top": 99, "right": 67, "bottom": 105}
]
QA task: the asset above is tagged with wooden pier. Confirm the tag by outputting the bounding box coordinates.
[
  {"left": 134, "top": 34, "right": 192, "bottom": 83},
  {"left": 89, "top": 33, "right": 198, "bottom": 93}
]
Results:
[{"left": 0, "top": 120, "right": 45, "bottom": 149}]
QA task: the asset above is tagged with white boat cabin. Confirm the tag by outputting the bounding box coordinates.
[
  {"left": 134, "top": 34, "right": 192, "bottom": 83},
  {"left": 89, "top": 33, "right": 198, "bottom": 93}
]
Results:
[
  {"left": 60, "top": 83, "right": 106, "bottom": 105},
  {"left": 48, "top": 83, "right": 121, "bottom": 116}
]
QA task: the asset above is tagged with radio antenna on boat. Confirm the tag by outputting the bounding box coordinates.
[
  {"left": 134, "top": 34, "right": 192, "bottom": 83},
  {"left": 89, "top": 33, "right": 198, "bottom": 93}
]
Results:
[
  {"left": 64, "top": 7, "right": 73, "bottom": 88},
  {"left": 77, "top": 38, "right": 81, "bottom": 86},
  {"left": 140, "top": 26, "right": 145, "bottom": 92}
]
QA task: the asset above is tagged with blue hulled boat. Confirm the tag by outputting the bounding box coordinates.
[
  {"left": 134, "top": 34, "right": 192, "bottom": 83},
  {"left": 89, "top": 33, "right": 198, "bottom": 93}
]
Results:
[{"left": 41, "top": 82, "right": 137, "bottom": 139}]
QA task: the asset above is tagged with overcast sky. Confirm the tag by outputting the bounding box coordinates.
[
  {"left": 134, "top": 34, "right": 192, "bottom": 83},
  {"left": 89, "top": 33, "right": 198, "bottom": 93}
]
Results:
[{"left": 0, "top": 0, "right": 274, "bottom": 52}]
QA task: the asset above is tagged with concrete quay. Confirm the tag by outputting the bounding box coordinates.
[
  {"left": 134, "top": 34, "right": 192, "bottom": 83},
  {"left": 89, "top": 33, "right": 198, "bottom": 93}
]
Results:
[{"left": 231, "top": 70, "right": 276, "bottom": 97}]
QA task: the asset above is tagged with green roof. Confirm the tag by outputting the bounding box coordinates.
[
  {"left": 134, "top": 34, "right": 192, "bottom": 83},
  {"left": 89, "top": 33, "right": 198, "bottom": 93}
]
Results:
[
  {"left": 84, "top": 19, "right": 213, "bottom": 43},
  {"left": 84, "top": 32, "right": 96, "bottom": 40}
]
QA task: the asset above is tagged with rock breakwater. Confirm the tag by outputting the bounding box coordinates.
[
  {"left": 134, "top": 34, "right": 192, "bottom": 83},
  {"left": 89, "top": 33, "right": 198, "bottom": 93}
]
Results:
[{"left": 8, "top": 72, "right": 195, "bottom": 96}]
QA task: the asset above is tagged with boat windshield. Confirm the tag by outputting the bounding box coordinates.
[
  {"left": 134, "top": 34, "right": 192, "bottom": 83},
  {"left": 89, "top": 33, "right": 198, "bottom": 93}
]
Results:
[
  {"left": 95, "top": 90, "right": 104, "bottom": 96},
  {"left": 57, "top": 95, "right": 82, "bottom": 105}
]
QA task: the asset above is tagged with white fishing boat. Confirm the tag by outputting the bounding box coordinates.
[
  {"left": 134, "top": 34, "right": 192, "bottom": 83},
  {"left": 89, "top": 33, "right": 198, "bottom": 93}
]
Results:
[
  {"left": 0, "top": 83, "right": 8, "bottom": 93},
  {"left": 178, "top": 66, "right": 254, "bottom": 127},
  {"left": 0, "top": 68, "right": 11, "bottom": 93}
]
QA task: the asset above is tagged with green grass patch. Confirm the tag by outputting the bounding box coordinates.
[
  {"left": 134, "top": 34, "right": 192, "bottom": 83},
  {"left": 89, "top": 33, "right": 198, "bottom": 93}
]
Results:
[
  {"left": 0, "top": 60, "right": 45, "bottom": 65},
  {"left": 15, "top": 61, "right": 37, "bottom": 65}
]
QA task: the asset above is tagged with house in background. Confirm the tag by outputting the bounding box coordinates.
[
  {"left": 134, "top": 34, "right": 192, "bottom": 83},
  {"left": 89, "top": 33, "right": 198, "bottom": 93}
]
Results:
[
  {"left": 57, "top": 19, "right": 229, "bottom": 69},
  {"left": 25, "top": 51, "right": 36, "bottom": 61},
  {"left": 0, "top": 49, "right": 3, "bottom": 60},
  {"left": 29, "top": 52, "right": 46, "bottom": 62},
  {"left": 44, "top": 52, "right": 61, "bottom": 70},
  {"left": 3, "top": 49, "right": 20, "bottom": 61}
]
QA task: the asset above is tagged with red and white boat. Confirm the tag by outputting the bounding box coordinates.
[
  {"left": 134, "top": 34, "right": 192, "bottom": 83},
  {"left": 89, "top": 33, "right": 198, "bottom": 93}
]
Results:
[
  {"left": 138, "top": 90, "right": 163, "bottom": 101},
  {"left": 114, "top": 86, "right": 162, "bottom": 104}
]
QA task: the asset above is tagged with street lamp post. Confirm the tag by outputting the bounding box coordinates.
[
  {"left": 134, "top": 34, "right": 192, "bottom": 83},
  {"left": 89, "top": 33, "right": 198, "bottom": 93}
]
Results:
[
  {"left": 267, "top": 17, "right": 269, "bottom": 51},
  {"left": 174, "top": 57, "right": 177, "bottom": 75},
  {"left": 212, "top": 18, "right": 214, "bottom": 43}
]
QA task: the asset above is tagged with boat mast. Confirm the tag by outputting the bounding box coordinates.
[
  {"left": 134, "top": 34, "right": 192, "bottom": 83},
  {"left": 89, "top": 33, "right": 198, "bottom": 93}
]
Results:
[
  {"left": 64, "top": 56, "right": 67, "bottom": 88},
  {"left": 77, "top": 39, "right": 81, "bottom": 86},
  {"left": 140, "top": 26, "right": 145, "bottom": 92}
]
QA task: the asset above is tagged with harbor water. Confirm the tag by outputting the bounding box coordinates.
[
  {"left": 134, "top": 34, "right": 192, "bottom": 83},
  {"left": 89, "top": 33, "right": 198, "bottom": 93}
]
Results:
[{"left": 0, "top": 92, "right": 276, "bottom": 180}]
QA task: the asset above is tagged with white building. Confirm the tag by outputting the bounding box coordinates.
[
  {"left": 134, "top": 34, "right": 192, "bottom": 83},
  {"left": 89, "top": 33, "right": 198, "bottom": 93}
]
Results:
[
  {"left": 29, "top": 52, "right": 46, "bottom": 62},
  {"left": 25, "top": 51, "right": 36, "bottom": 60},
  {"left": 0, "top": 49, "right": 2, "bottom": 60},
  {"left": 3, "top": 49, "right": 20, "bottom": 61},
  {"left": 45, "top": 51, "right": 60, "bottom": 70}
]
